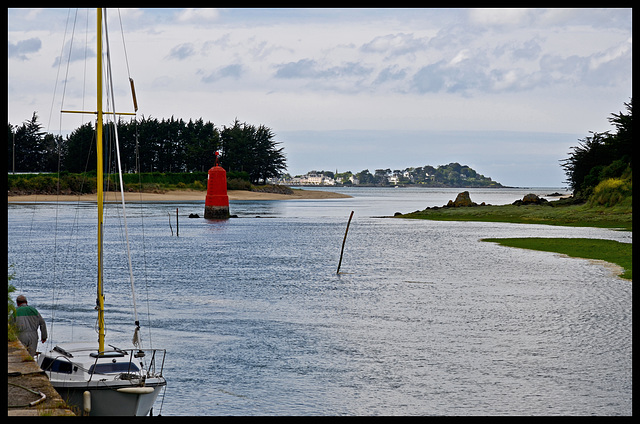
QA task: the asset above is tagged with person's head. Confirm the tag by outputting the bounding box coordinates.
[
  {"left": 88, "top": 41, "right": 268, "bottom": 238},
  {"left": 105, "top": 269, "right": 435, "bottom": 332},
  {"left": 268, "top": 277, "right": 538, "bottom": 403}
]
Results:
[{"left": 16, "top": 295, "right": 27, "bottom": 306}]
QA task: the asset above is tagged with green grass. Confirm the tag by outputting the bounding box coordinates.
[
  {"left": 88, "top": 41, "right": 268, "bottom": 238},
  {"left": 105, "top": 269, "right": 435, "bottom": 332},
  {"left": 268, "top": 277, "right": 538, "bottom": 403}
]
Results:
[
  {"left": 481, "top": 238, "right": 632, "bottom": 280},
  {"left": 398, "top": 202, "right": 632, "bottom": 231},
  {"left": 398, "top": 199, "right": 632, "bottom": 280}
]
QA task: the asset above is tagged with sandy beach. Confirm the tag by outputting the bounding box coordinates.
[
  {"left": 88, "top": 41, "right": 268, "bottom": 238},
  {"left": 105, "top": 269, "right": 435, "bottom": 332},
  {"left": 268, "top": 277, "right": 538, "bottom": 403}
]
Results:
[{"left": 7, "top": 188, "right": 351, "bottom": 203}]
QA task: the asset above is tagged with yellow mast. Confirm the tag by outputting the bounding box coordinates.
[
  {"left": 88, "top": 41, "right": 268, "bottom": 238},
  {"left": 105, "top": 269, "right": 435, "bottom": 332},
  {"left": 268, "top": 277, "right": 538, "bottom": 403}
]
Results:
[{"left": 96, "top": 7, "right": 105, "bottom": 354}]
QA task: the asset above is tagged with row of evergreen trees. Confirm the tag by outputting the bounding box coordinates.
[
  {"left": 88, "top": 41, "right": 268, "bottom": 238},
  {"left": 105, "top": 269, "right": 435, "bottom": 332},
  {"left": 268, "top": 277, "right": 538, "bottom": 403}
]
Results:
[
  {"left": 7, "top": 114, "right": 287, "bottom": 185},
  {"left": 561, "top": 100, "right": 632, "bottom": 200}
]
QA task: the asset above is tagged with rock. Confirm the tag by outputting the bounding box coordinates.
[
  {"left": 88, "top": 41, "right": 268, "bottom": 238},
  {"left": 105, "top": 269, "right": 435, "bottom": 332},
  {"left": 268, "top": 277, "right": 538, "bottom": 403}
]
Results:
[
  {"left": 513, "top": 193, "right": 549, "bottom": 206},
  {"left": 446, "top": 191, "right": 477, "bottom": 207}
]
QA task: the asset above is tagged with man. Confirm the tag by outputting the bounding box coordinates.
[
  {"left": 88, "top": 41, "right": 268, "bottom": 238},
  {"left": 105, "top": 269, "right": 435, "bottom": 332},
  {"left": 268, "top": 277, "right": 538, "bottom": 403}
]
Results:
[{"left": 12, "top": 295, "right": 47, "bottom": 356}]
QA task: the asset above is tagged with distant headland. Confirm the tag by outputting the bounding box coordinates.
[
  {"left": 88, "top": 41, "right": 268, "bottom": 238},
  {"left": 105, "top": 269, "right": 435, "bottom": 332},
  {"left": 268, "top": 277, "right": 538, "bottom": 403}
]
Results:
[{"left": 273, "top": 162, "right": 502, "bottom": 187}]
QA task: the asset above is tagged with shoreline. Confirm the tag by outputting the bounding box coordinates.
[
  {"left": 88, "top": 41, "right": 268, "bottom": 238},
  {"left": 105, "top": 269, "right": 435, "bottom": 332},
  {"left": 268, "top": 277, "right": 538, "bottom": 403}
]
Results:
[{"left": 7, "top": 188, "right": 351, "bottom": 203}]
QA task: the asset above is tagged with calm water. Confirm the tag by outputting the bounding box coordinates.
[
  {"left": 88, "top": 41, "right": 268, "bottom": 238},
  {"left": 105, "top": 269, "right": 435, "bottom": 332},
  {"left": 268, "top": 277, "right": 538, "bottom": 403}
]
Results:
[{"left": 7, "top": 187, "right": 632, "bottom": 415}]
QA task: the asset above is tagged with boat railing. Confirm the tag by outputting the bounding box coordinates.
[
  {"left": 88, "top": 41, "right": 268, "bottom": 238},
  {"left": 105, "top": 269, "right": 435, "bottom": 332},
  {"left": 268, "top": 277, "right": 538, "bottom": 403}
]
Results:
[{"left": 87, "top": 348, "right": 166, "bottom": 382}]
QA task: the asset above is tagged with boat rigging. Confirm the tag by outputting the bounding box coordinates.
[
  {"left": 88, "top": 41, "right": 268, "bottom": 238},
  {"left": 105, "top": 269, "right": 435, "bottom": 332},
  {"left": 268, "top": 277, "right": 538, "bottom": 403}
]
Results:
[{"left": 37, "top": 8, "right": 167, "bottom": 416}]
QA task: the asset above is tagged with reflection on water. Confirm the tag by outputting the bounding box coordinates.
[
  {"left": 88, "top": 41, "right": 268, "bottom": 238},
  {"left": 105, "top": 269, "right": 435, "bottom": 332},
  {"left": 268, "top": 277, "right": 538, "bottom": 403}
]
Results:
[{"left": 7, "top": 187, "right": 631, "bottom": 415}]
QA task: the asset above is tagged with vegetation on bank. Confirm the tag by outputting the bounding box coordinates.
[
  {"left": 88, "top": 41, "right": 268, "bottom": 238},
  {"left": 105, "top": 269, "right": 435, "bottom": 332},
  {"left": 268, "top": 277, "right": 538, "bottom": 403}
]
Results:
[
  {"left": 482, "top": 238, "right": 632, "bottom": 280},
  {"left": 8, "top": 115, "right": 286, "bottom": 184},
  {"left": 398, "top": 198, "right": 632, "bottom": 231},
  {"left": 560, "top": 101, "right": 632, "bottom": 200},
  {"left": 8, "top": 265, "right": 18, "bottom": 341},
  {"left": 6, "top": 170, "right": 253, "bottom": 195}
]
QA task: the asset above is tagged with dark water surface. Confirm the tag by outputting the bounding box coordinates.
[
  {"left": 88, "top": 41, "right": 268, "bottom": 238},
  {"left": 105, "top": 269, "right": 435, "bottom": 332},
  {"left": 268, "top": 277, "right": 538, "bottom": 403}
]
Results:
[{"left": 7, "top": 187, "right": 632, "bottom": 415}]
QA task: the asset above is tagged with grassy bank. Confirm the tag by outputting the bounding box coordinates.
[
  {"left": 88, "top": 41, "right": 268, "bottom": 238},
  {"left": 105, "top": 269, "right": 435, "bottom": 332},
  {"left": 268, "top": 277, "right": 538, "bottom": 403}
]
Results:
[
  {"left": 6, "top": 171, "right": 253, "bottom": 194},
  {"left": 482, "top": 238, "right": 632, "bottom": 280},
  {"left": 397, "top": 201, "right": 632, "bottom": 231},
  {"left": 397, "top": 197, "right": 632, "bottom": 280}
]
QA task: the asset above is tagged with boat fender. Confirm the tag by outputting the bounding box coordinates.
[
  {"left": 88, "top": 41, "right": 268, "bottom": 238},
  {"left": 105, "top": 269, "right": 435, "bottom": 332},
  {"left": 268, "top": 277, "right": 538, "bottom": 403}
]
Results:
[
  {"left": 116, "top": 387, "right": 155, "bottom": 394},
  {"left": 83, "top": 391, "right": 91, "bottom": 414}
]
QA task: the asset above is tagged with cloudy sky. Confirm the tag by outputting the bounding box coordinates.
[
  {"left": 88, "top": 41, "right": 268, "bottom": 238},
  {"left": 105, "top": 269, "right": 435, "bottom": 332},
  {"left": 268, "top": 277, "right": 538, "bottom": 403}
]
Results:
[{"left": 8, "top": 8, "right": 632, "bottom": 187}]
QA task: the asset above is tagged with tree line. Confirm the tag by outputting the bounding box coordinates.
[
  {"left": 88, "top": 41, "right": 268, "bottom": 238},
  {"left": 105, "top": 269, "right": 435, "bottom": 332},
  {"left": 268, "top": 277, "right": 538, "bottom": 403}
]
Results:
[
  {"left": 7, "top": 114, "right": 286, "bottom": 185},
  {"left": 561, "top": 100, "right": 632, "bottom": 200}
]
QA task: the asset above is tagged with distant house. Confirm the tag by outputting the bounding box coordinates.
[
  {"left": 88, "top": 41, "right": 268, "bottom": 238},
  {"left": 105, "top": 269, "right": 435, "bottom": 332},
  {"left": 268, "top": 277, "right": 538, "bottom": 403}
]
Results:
[
  {"left": 280, "top": 172, "right": 336, "bottom": 185},
  {"left": 300, "top": 173, "right": 335, "bottom": 185}
]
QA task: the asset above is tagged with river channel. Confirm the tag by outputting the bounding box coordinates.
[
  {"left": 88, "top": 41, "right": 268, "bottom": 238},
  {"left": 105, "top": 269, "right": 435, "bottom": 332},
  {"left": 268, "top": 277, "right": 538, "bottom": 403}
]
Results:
[{"left": 7, "top": 187, "right": 632, "bottom": 415}]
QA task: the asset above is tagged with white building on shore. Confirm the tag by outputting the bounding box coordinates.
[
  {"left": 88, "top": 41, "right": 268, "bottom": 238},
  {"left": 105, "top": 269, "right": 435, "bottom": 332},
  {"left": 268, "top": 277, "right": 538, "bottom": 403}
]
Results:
[
  {"left": 298, "top": 172, "right": 336, "bottom": 185},
  {"left": 274, "top": 172, "right": 337, "bottom": 186}
]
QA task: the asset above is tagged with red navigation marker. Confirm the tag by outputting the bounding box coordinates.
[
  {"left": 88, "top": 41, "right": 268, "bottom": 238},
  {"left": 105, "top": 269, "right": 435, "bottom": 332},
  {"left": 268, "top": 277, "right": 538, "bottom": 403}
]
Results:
[{"left": 204, "top": 152, "right": 230, "bottom": 219}]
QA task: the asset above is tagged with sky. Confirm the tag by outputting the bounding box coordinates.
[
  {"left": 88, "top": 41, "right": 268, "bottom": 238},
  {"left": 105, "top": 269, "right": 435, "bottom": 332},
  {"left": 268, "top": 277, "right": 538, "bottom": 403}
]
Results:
[{"left": 7, "top": 8, "right": 632, "bottom": 187}]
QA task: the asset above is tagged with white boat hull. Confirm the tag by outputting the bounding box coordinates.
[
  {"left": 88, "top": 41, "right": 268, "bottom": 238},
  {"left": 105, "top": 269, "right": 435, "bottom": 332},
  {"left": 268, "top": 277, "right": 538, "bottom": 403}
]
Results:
[
  {"left": 54, "top": 381, "right": 164, "bottom": 416},
  {"left": 38, "top": 342, "right": 166, "bottom": 416}
]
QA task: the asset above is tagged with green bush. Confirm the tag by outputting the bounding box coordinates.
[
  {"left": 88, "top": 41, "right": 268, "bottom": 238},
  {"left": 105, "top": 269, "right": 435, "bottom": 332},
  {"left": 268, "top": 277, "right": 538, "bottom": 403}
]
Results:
[
  {"left": 8, "top": 266, "right": 18, "bottom": 341},
  {"left": 227, "top": 178, "right": 251, "bottom": 191},
  {"left": 588, "top": 176, "right": 632, "bottom": 207}
]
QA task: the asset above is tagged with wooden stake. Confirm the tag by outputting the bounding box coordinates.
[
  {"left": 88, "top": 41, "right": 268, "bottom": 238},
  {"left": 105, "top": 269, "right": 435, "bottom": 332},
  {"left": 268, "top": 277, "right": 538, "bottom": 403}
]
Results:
[{"left": 337, "top": 210, "right": 354, "bottom": 274}]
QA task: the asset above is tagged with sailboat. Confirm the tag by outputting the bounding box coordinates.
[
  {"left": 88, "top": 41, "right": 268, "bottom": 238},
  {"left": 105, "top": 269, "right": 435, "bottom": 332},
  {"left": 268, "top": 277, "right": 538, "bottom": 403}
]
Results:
[{"left": 37, "top": 8, "right": 167, "bottom": 416}]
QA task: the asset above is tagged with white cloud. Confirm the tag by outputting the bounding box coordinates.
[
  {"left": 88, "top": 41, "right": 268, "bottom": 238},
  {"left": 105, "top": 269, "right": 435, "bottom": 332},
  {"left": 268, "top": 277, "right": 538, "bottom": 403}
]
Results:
[
  {"left": 359, "top": 33, "right": 430, "bottom": 58},
  {"left": 467, "top": 8, "right": 534, "bottom": 27},
  {"left": 201, "top": 64, "right": 244, "bottom": 83},
  {"left": 8, "top": 37, "right": 42, "bottom": 60},
  {"left": 167, "top": 43, "right": 197, "bottom": 60},
  {"left": 588, "top": 38, "right": 632, "bottom": 71},
  {"left": 449, "top": 49, "right": 471, "bottom": 66},
  {"left": 24, "top": 9, "right": 45, "bottom": 21},
  {"left": 176, "top": 8, "right": 220, "bottom": 23}
]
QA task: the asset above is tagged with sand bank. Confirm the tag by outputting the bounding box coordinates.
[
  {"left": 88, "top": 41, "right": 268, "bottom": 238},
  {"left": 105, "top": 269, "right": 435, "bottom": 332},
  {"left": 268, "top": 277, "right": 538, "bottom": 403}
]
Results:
[{"left": 7, "top": 188, "right": 351, "bottom": 203}]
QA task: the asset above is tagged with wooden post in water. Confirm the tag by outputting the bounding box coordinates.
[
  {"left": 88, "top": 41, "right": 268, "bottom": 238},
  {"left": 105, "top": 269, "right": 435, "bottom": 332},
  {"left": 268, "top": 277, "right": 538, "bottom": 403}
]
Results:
[
  {"left": 176, "top": 208, "right": 179, "bottom": 237},
  {"left": 337, "top": 210, "right": 354, "bottom": 274}
]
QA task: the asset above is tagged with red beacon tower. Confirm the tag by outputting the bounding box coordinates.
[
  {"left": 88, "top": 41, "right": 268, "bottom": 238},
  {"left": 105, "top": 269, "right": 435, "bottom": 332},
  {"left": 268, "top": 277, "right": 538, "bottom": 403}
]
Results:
[{"left": 204, "top": 152, "right": 230, "bottom": 219}]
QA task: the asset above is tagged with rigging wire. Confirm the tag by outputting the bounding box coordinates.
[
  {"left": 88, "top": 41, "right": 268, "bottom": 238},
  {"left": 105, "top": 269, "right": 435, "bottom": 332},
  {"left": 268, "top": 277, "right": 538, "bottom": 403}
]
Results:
[
  {"left": 103, "top": 9, "right": 142, "bottom": 348},
  {"left": 116, "top": 7, "right": 156, "bottom": 349},
  {"left": 55, "top": 8, "right": 96, "bottom": 348},
  {"left": 46, "top": 7, "right": 79, "bottom": 350},
  {"left": 117, "top": 9, "right": 133, "bottom": 86}
]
